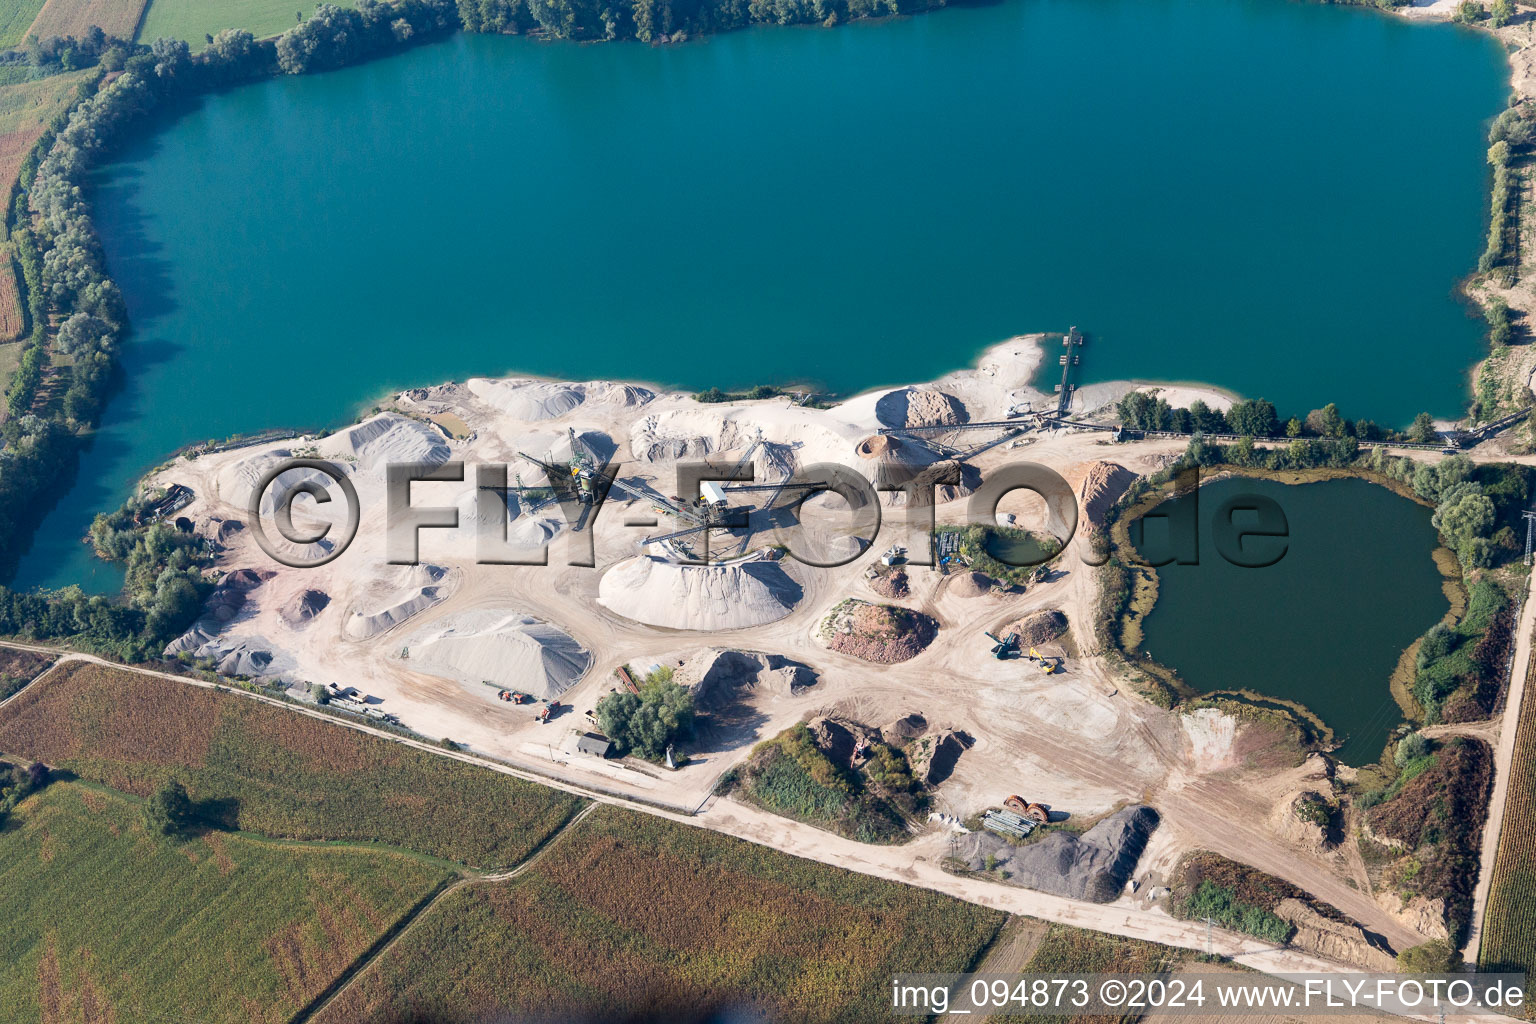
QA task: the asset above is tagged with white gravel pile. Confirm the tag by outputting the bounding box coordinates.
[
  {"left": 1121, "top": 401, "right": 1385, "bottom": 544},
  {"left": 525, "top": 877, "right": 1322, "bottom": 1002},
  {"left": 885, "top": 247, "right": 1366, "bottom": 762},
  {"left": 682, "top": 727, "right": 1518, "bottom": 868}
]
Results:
[
  {"left": 343, "top": 563, "right": 459, "bottom": 640},
  {"left": 406, "top": 608, "right": 591, "bottom": 700},
  {"left": 217, "top": 450, "right": 345, "bottom": 513},
  {"left": 597, "top": 556, "right": 803, "bottom": 631},
  {"left": 319, "top": 413, "right": 451, "bottom": 469},
  {"left": 468, "top": 379, "right": 588, "bottom": 420}
]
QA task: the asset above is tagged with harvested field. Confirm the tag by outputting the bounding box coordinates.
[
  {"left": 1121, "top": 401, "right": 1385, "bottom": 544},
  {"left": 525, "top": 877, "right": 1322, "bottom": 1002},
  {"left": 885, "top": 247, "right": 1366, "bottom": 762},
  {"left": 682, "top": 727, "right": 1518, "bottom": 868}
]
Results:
[
  {"left": 314, "top": 805, "right": 1007, "bottom": 1024},
  {"left": 990, "top": 924, "right": 1182, "bottom": 1024},
  {"left": 0, "top": 781, "right": 451, "bottom": 1024},
  {"left": 0, "top": 644, "right": 50, "bottom": 701},
  {"left": 0, "top": 69, "right": 90, "bottom": 194},
  {"left": 0, "top": 253, "right": 21, "bottom": 340},
  {"left": 0, "top": 661, "right": 585, "bottom": 868},
  {"left": 26, "top": 0, "right": 145, "bottom": 39},
  {"left": 1480, "top": 654, "right": 1536, "bottom": 978},
  {"left": 819, "top": 598, "right": 938, "bottom": 663}
]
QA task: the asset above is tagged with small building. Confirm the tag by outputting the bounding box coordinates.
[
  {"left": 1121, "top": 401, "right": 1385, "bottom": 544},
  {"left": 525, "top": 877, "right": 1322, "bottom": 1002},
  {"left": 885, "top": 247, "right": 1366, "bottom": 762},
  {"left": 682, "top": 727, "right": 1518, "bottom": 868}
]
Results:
[
  {"left": 575, "top": 733, "right": 611, "bottom": 759},
  {"left": 699, "top": 480, "right": 728, "bottom": 509}
]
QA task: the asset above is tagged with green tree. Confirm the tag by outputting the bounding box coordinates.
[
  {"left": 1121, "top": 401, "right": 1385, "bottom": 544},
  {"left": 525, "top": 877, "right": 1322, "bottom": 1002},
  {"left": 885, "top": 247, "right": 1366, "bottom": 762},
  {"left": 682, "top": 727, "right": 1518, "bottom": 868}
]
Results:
[
  {"left": 1227, "top": 398, "right": 1277, "bottom": 438},
  {"left": 1397, "top": 939, "right": 1457, "bottom": 973},
  {"left": 1395, "top": 731, "right": 1430, "bottom": 768},
  {"left": 596, "top": 679, "right": 696, "bottom": 760},
  {"left": 1408, "top": 412, "right": 1435, "bottom": 444},
  {"left": 1491, "top": 0, "right": 1513, "bottom": 25},
  {"left": 1285, "top": 417, "right": 1303, "bottom": 438},
  {"left": 143, "top": 779, "right": 194, "bottom": 836}
]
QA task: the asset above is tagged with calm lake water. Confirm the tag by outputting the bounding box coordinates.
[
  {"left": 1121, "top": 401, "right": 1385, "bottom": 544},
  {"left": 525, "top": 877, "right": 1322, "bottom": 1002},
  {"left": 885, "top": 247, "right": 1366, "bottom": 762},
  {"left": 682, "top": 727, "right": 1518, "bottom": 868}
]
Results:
[
  {"left": 1132, "top": 477, "right": 1448, "bottom": 764},
  {"left": 14, "top": 0, "right": 1507, "bottom": 590}
]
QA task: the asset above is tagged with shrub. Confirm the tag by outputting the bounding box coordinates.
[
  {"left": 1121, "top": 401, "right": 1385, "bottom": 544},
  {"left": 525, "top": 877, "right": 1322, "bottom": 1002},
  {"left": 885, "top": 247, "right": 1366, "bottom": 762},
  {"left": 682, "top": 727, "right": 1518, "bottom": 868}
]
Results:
[{"left": 143, "top": 779, "right": 193, "bottom": 836}]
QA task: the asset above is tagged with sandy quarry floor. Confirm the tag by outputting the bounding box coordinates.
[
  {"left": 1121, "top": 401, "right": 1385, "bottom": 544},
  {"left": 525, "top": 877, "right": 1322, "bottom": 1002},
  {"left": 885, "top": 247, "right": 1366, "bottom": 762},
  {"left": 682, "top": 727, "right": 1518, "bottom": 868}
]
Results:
[{"left": 148, "top": 336, "right": 1433, "bottom": 954}]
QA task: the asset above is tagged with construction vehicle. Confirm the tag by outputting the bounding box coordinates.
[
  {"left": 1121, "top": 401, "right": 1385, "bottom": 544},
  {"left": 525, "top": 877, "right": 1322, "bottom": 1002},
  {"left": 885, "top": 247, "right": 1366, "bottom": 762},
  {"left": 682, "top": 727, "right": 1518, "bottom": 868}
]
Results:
[
  {"left": 985, "top": 631, "right": 1020, "bottom": 660},
  {"left": 1028, "top": 646, "right": 1063, "bottom": 674},
  {"left": 537, "top": 704, "right": 552, "bottom": 723},
  {"left": 510, "top": 691, "right": 530, "bottom": 705}
]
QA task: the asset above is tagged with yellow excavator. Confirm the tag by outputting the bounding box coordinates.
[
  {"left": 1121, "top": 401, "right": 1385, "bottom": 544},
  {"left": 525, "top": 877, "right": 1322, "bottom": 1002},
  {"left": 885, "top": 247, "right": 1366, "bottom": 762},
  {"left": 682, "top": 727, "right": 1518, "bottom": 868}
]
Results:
[{"left": 1028, "top": 646, "right": 1062, "bottom": 675}]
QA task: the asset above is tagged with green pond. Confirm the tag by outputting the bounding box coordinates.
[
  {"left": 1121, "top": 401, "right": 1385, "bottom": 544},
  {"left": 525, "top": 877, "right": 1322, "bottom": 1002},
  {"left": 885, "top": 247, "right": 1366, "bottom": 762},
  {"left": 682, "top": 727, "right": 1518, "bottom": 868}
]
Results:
[
  {"left": 1131, "top": 476, "right": 1449, "bottom": 764},
  {"left": 12, "top": 0, "right": 1508, "bottom": 591}
]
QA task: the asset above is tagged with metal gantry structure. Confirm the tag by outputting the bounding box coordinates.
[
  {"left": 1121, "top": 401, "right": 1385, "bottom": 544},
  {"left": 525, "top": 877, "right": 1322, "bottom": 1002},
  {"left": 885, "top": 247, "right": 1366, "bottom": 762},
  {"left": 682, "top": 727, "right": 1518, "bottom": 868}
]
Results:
[{"left": 478, "top": 426, "right": 822, "bottom": 555}]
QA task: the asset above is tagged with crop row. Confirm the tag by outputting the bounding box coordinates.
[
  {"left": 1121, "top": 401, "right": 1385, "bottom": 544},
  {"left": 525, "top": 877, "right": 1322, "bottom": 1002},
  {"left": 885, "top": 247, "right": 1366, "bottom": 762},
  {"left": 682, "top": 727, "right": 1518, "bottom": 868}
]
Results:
[{"left": 0, "top": 661, "right": 585, "bottom": 868}]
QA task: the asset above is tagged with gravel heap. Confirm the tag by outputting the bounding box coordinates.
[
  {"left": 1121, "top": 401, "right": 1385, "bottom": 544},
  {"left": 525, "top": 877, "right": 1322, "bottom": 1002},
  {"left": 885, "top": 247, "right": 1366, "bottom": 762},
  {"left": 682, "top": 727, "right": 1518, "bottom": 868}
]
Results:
[
  {"left": 819, "top": 599, "right": 938, "bottom": 664},
  {"left": 958, "top": 805, "right": 1160, "bottom": 902},
  {"left": 997, "top": 609, "right": 1069, "bottom": 646},
  {"left": 598, "top": 556, "right": 803, "bottom": 631}
]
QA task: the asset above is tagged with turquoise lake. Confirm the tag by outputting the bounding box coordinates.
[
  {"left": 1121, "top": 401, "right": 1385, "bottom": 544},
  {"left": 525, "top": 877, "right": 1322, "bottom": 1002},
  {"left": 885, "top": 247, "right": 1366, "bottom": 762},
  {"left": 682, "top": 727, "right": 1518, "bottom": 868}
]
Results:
[
  {"left": 1132, "top": 477, "right": 1448, "bottom": 764},
  {"left": 14, "top": 0, "right": 1509, "bottom": 590}
]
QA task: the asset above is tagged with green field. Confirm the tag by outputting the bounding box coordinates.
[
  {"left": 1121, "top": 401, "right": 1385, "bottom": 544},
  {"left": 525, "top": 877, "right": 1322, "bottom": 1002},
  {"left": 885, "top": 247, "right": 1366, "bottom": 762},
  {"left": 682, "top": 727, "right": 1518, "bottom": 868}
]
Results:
[
  {"left": 0, "top": 661, "right": 586, "bottom": 868},
  {"left": 0, "top": 781, "right": 452, "bottom": 1023},
  {"left": 0, "top": 0, "right": 45, "bottom": 49},
  {"left": 317, "top": 804, "right": 1008, "bottom": 1024},
  {"left": 138, "top": 0, "right": 356, "bottom": 48}
]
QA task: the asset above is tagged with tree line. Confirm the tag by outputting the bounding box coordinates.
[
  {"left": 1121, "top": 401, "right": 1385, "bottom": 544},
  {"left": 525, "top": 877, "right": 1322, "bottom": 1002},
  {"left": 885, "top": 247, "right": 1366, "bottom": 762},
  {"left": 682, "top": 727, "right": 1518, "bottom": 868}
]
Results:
[
  {"left": 1114, "top": 392, "right": 1443, "bottom": 446},
  {"left": 459, "top": 0, "right": 936, "bottom": 42},
  {"left": 0, "top": 2, "right": 458, "bottom": 651}
]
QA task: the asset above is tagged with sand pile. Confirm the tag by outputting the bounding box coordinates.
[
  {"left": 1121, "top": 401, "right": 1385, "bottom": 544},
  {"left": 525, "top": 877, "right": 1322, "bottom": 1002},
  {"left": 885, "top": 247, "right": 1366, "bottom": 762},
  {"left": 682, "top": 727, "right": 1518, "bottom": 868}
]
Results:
[
  {"left": 818, "top": 599, "right": 938, "bottom": 664},
  {"left": 1079, "top": 461, "right": 1137, "bottom": 528},
  {"left": 217, "top": 450, "right": 349, "bottom": 513},
  {"left": 851, "top": 434, "right": 950, "bottom": 494},
  {"left": 893, "top": 459, "right": 977, "bottom": 506},
  {"left": 868, "top": 569, "right": 909, "bottom": 599},
  {"left": 584, "top": 382, "right": 655, "bottom": 408},
  {"left": 468, "top": 379, "right": 588, "bottom": 420},
  {"left": 597, "top": 556, "right": 803, "bottom": 631},
  {"left": 909, "top": 730, "right": 970, "bottom": 785},
  {"left": 949, "top": 571, "right": 997, "bottom": 599},
  {"left": 343, "top": 563, "right": 459, "bottom": 641},
  {"left": 674, "top": 648, "right": 816, "bottom": 706},
  {"left": 958, "top": 805, "right": 1159, "bottom": 902},
  {"left": 997, "top": 609, "right": 1069, "bottom": 645},
  {"left": 320, "top": 413, "right": 451, "bottom": 470},
  {"left": 875, "top": 387, "right": 969, "bottom": 429},
  {"left": 629, "top": 411, "right": 819, "bottom": 477},
  {"left": 881, "top": 712, "right": 928, "bottom": 743},
  {"left": 206, "top": 517, "right": 244, "bottom": 546},
  {"left": 406, "top": 609, "right": 591, "bottom": 701},
  {"left": 806, "top": 716, "right": 883, "bottom": 766},
  {"left": 452, "top": 486, "right": 563, "bottom": 552},
  {"left": 280, "top": 589, "right": 330, "bottom": 628},
  {"left": 1275, "top": 900, "right": 1398, "bottom": 971},
  {"left": 856, "top": 435, "right": 900, "bottom": 459}
]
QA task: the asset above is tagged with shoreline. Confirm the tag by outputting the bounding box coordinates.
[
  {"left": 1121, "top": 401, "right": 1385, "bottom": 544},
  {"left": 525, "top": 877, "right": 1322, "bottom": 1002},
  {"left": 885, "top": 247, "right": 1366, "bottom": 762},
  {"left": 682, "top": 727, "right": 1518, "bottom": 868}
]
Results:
[{"left": 1105, "top": 465, "right": 1463, "bottom": 766}]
